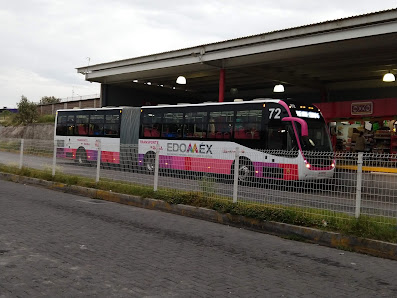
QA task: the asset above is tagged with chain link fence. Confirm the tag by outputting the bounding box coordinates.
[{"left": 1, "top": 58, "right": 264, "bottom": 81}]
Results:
[{"left": 1, "top": 138, "right": 396, "bottom": 228}]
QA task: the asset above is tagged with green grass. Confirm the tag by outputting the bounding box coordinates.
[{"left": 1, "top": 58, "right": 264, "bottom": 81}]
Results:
[
  {"left": 37, "top": 115, "right": 55, "bottom": 123},
  {"left": 0, "top": 114, "right": 55, "bottom": 125},
  {"left": 0, "top": 163, "right": 396, "bottom": 243}
]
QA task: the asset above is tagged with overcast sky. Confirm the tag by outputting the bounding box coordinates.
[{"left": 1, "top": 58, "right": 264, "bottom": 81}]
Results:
[{"left": 1, "top": 1, "right": 396, "bottom": 108}]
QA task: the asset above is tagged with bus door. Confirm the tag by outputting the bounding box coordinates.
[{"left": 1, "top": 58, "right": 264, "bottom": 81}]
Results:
[{"left": 264, "top": 103, "right": 298, "bottom": 151}]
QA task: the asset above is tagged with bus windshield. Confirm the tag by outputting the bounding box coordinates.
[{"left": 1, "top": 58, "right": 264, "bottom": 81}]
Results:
[{"left": 299, "top": 120, "right": 333, "bottom": 152}]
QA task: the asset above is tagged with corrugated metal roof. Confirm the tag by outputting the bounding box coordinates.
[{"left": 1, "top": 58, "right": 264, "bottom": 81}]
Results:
[
  {"left": 168, "top": 8, "right": 397, "bottom": 51},
  {"left": 84, "top": 8, "right": 397, "bottom": 68}
]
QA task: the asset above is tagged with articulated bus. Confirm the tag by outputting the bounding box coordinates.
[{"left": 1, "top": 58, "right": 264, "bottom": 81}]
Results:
[{"left": 54, "top": 99, "right": 335, "bottom": 181}]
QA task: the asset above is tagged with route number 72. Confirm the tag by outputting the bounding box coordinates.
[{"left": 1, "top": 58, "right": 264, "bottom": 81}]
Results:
[{"left": 269, "top": 108, "right": 281, "bottom": 119}]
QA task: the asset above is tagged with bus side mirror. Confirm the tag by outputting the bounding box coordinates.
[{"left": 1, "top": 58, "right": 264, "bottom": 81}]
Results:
[{"left": 282, "top": 117, "right": 308, "bottom": 137}]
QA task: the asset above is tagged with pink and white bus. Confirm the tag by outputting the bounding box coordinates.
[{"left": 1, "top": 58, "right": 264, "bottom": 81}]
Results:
[
  {"left": 54, "top": 99, "right": 335, "bottom": 181},
  {"left": 138, "top": 99, "right": 334, "bottom": 181},
  {"left": 55, "top": 107, "right": 140, "bottom": 168}
]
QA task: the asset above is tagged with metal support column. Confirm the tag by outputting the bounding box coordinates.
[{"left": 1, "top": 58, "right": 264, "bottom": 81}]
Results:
[
  {"left": 218, "top": 69, "right": 225, "bottom": 102},
  {"left": 355, "top": 152, "right": 364, "bottom": 218},
  {"left": 233, "top": 147, "right": 240, "bottom": 203}
]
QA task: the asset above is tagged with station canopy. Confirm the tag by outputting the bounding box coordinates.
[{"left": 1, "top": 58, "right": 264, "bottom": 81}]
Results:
[{"left": 77, "top": 9, "right": 397, "bottom": 106}]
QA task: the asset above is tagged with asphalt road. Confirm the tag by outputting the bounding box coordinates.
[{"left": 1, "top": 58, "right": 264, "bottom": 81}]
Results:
[{"left": 1, "top": 179, "right": 397, "bottom": 297}]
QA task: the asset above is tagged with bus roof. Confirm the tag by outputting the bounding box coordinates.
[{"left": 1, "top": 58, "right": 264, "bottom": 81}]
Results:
[
  {"left": 56, "top": 107, "right": 128, "bottom": 112},
  {"left": 142, "top": 98, "right": 281, "bottom": 109},
  {"left": 56, "top": 98, "right": 318, "bottom": 112}
]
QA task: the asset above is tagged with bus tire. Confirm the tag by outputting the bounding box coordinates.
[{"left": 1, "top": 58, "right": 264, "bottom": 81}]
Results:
[
  {"left": 231, "top": 158, "right": 254, "bottom": 184},
  {"left": 144, "top": 151, "right": 156, "bottom": 174},
  {"left": 75, "top": 148, "right": 88, "bottom": 165}
]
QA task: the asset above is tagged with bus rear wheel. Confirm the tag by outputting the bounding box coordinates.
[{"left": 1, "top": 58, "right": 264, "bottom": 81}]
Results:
[{"left": 75, "top": 148, "right": 88, "bottom": 165}]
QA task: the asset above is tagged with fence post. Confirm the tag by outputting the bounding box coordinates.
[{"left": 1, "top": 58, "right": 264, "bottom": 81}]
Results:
[
  {"left": 355, "top": 152, "right": 363, "bottom": 218},
  {"left": 96, "top": 140, "right": 101, "bottom": 183},
  {"left": 233, "top": 147, "right": 240, "bottom": 203},
  {"left": 153, "top": 146, "right": 160, "bottom": 192},
  {"left": 52, "top": 140, "right": 57, "bottom": 176},
  {"left": 19, "top": 139, "right": 24, "bottom": 169}
]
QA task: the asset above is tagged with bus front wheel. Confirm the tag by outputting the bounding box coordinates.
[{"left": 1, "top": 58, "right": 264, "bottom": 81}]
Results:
[
  {"left": 144, "top": 152, "right": 156, "bottom": 174},
  {"left": 231, "top": 158, "right": 254, "bottom": 184}
]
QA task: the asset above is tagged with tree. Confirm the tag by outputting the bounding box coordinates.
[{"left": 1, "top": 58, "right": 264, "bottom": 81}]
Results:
[
  {"left": 40, "top": 96, "right": 61, "bottom": 105},
  {"left": 0, "top": 110, "right": 11, "bottom": 120},
  {"left": 15, "top": 95, "right": 38, "bottom": 125}
]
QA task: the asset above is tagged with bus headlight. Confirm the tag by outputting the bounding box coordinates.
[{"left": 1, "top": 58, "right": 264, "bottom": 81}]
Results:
[{"left": 304, "top": 159, "right": 311, "bottom": 169}]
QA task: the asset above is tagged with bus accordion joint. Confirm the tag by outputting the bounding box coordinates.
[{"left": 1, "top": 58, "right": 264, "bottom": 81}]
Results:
[{"left": 282, "top": 117, "right": 308, "bottom": 137}]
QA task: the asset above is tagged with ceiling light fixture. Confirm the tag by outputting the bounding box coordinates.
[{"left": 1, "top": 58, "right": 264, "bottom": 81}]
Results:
[
  {"left": 230, "top": 87, "right": 238, "bottom": 95},
  {"left": 273, "top": 84, "right": 285, "bottom": 93},
  {"left": 176, "top": 76, "right": 186, "bottom": 85},
  {"left": 383, "top": 72, "right": 395, "bottom": 82}
]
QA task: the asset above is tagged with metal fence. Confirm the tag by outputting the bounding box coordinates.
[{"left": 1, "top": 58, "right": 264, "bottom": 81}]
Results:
[{"left": 0, "top": 138, "right": 396, "bottom": 228}]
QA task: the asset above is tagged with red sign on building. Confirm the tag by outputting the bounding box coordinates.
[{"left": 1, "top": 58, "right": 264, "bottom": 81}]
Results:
[{"left": 314, "top": 98, "right": 397, "bottom": 121}]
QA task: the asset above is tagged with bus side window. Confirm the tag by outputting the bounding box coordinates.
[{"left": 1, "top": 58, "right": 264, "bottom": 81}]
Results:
[
  {"left": 184, "top": 111, "right": 207, "bottom": 139},
  {"left": 89, "top": 124, "right": 102, "bottom": 136},
  {"left": 208, "top": 119, "right": 216, "bottom": 134},
  {"left": 56, "top": 115, "right": 68, "bottom": 136},
  {"left": 75, "top": 114, "right": 89, "bottom": 136},
  {"left": 209, "top": 111, "right": 234, "bottom": 139},
  {"left": 89, "top": 114, "right": 104, "bottom": 136},
  {"left": 141, "top": 110, "right": 163, "bottom": 138},
  {"left": 66, "top": 115, "right": 75, "bottom": 136},
  {"left": 151, "top": 124, "right": 160, "bottom": 137},
  {"left": 234, "top": 110, "right": 262, "bottom": 140},
  {"left": 104, "top": 114, "right": 120, "bottom": 137},
  {"left": 162, "top": 112, "right": 183, "bottom": 138},
  {"left": 234, "top": 119, "right": 247, "bottom": 139}
]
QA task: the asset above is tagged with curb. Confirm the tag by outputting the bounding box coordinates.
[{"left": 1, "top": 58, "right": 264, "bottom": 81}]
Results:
[{"left": 1, "top": 172, "right": 397, "bottom": 260}]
